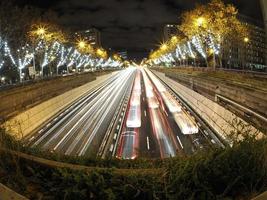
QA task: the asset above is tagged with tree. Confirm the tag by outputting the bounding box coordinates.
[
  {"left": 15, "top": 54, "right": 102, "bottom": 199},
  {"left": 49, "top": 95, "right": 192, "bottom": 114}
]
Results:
[{"left": 179, "top": 0, "right": 248, "bottom": 69}]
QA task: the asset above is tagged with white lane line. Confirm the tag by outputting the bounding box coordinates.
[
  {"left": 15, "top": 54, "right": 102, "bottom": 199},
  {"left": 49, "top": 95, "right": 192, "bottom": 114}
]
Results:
[
  {"left": 59, "top": 113, "right": 63, "bottom": 117},
  {"left": 146, "top": 136, "right": 150, "bottom": 150},
  {"left": 46, "top": 123, "right": 51, "bottom": 127},
  {"left": 113, "top": 133, "right": 117, "bottom": 140},
  {"left": 53, "top": 117, "right": 58, "bottom": 121},
  {"left": 38, "top": 129, "right": 43, "bottom": 134},
  {"left": 144, "top": 110, "right": 147, "bottom": 117},
  {"left": 176, "top": 135, "right": 184, "bottom": 149},
  {"left": 165, "top": 110, "right": 168, "bottom": 116},
  {"left": 109, "top": 144, "right": 114, "bottom": 152},
  {"left": 29, "top": 136, "right": 35, "bottom": 142}
]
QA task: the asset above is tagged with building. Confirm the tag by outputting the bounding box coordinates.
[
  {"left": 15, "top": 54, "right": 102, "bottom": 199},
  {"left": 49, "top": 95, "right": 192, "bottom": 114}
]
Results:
[
  {"left": 222, "top": 15, "right": 267, "bottom": 71},
  {"left": 117, "top": 51, "right": 128, "bottom": 60},
  {"left": 164, "top": 17, "right": 267, "bottom": 71},
  {"left": 75, "top": 28, "right": 101, "bottom": 48},
  {"left": 260, "top": 0, "right": 267, "bottom": 66},
  {"left": 163, "top": 24, "right": 179, "bottom": 41}
]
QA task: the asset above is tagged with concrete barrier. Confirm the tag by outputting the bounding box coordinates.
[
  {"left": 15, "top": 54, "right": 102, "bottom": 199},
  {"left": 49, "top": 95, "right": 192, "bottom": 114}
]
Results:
[
  {"left": 153, "top": 71, "right": 265, "bottom": 142},
  {"left": 4, "top": 73, "right": 115, "bottom": 139}
]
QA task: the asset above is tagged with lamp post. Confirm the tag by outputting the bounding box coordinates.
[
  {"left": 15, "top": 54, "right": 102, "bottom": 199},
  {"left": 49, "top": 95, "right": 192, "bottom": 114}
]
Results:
[{"left": 243, "top": 37, "right": 249, "bottom": 71}]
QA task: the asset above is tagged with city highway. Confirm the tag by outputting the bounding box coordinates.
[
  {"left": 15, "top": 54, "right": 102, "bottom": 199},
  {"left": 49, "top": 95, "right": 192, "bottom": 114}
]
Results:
[
  {"left": 25, "top": 68, "right": 136, "bottom": 157},
  {"left": 25, "top": 67, "right": 224, "bottom": 159},
  {"left": 115, "top": 68, "right": 224, "bottom": 159}
]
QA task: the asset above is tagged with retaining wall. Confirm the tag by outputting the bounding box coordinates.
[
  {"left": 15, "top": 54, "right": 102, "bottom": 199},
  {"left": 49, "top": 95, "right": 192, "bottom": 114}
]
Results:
[
  {"left": 164, "top": 72, "right": 267, "bottom": 132},
  {"left": 4, "top": 73, "right": 115, "bottom": 139},
  {"left": 153, "top": 71, "right": 265, "bottom": 141},
  {"left": 0, "top": 71, "right": 112, "bottom": 120}
]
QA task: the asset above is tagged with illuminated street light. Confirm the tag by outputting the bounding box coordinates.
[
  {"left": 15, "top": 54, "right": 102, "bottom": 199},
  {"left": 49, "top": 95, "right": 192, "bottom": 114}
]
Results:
[
  {"left": 244, "top": 37, "right": 249, "bottom": 43},
  {"left": 171, "top": 36, "right": 178, "bottom": 43},
  {"left": 160, "top": 43, "right": 168, "bottom": 51},
  {"left": 78, "top": 40, "right": 86, "bottom": 49},
  {"left": 36, "top": 27, "right": 46, "bottom": 36},
  {"left": 96, "top": 48, "right": 107, "bottom": 59},
  {"left": 196, "top": 17, "right": 206, "bottom": 27},
  {"left": 97, "top": 48, "right": 103, "bottom": 55},
  {"left": 209, "top": 49, "right": 214, "bottom": 54}
]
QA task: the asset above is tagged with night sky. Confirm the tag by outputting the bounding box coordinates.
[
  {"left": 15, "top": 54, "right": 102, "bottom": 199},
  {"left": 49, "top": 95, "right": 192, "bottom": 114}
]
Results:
[{"left": 14, "top": 0, "right": 263, "bottom": 60}]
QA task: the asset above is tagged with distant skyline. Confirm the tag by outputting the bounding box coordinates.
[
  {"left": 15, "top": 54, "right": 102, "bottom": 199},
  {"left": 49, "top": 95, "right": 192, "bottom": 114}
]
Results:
[{"left": 14, "top": 0, "right": 264, "bottom": 60}]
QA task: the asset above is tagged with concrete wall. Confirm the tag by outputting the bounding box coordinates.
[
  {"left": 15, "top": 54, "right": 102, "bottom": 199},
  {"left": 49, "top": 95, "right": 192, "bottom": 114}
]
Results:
[
  {"left": 154, "top": 71, "right": 264, "bottom": 142},
  {"left": 165, "top": 72, "right": 267, "bottom": 132},
  {"left": 4, "top": 73, "right": 115, "bottom": 139}
]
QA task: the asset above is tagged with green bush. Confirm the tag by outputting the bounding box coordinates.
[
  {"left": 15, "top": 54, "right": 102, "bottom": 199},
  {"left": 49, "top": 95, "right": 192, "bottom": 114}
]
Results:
[{"left": 0, "top": 127, "right": 267, "bottom": 199}]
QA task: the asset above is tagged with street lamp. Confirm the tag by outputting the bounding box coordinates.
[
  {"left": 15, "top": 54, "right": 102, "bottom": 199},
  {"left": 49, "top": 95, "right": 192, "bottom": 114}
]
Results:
[
  {"left": 78, "top": 40, "right": 86, "bottom": 49},
  {"left": 243, "top": 37, "right": 250, "bottom": 70},
  {"left": 97, "top": 48, "right": 107, "bottom": 59},
  {"left": 171, "top": 36, "right": 178, "bottom": 44},
  {"left": 244, "top": 37, "right": 249, "bottom": 43},
  {"left": 196, "top": 17, "right": 206, "bottom": 27},
  {"left": 35, "top": 27, "right": 47, "bottom": 38},
  {"left": 160, "top": 43, "right": 168, "bottom": 51}
]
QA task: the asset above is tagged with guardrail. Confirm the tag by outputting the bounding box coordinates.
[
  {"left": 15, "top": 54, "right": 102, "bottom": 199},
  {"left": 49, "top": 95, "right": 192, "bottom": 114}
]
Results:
[{"left": 215, "top": 94, "right": 267, "bottom": 123}]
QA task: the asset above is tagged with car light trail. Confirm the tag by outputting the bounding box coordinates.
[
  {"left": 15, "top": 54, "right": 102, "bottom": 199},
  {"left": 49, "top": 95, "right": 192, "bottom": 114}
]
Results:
[
  {"left": 141, "top": 68, "right": 178, "bottom": 158},
  {"left": 117, "top": 69, "right": 141, "bottom": 159},
  {"left": 145, "top": 69, "right": 198, "bottom": 135}
]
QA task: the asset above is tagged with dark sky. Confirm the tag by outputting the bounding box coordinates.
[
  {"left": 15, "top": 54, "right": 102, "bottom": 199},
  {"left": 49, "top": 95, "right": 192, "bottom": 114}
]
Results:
[{"left": 14, "top": 0, "right": 264, "bottom": 60}]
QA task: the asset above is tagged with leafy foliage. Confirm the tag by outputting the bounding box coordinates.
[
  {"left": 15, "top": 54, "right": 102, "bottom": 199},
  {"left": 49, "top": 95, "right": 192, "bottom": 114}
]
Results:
[{"left": 0, "top": 127, "right": 267, "bottom": 199}]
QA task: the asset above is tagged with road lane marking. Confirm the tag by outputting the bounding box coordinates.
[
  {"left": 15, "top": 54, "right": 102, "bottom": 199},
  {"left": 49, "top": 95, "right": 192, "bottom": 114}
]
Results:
[
  {"left": 146, "top": 137, "right": 150, "bottom": 150},
  {"left": 46, "top": 123, "right": 51, "bottom": 127},
  {"left": 164, "top": 110, "right": 168, "bottom": 116},
  {"left": 53, "top": 117, "right": 58, "bottom": 121},
  {"left": 29, "top": 136, "right": 35, "bottom": 142},
  {"left": 204, "top": 130, "right": 209, "bottom": 135},
  {"left": 176, "top": 135, "right": 184, "bottom": 149},
  {"left": 109, "top": 144, "right": 114, "bottom": 152},
  {"left": 38, "top": 129, "right": 43, "bottom": 134}
]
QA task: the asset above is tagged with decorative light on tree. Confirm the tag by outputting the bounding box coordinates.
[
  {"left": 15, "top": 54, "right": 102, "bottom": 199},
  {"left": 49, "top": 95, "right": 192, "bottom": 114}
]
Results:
[{"left": 191, "top": 36, "right": 207, "bottom": 59}]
